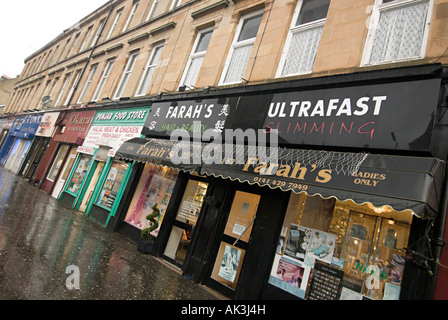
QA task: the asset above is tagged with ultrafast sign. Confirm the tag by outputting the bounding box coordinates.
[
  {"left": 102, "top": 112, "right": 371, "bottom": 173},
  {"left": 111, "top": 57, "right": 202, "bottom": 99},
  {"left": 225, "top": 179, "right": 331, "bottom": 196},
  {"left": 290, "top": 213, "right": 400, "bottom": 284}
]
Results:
[{"left": 232, "top": 78, "right": 441, "bottom": 152}]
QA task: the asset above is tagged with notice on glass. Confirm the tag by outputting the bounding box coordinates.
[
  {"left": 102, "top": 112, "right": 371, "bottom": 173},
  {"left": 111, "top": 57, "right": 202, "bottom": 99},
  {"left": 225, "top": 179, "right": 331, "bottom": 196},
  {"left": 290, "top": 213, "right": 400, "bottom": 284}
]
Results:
[
  {"left": 308, "top": 262, "right": 344, "bottom": 300},
  {"left": 224, "top": 192, "right": 260, "bottom": 242}
]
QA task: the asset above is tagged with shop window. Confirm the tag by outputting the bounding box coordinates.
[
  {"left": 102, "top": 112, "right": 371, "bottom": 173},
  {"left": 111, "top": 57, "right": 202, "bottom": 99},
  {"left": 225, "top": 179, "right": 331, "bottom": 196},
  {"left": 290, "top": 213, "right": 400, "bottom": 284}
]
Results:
[
  {"left": 362, "top": 0, "right": 432, "bottom": 65},
  {"left": 219, "top": 10, "right": 263, "bottom": 85},
  {"left": 124, "top": 164, "right": 179, "bottom": 233},
  {"left": 46, "top": 144, "right": 70, "bottom": 182},
  {"left": 179, "top": 27, "right": 213, "bottom": 89},
  {"left": 96, "top": 160, "right": 129, "bottom": 210},
  {"left": 277, "top": 0, "right": 330, "bottom": 77},
  {"left": 269, "top": 193, "right": 412, "bottom": 300},
  {"left": 66, "top": 154, "right": 93, "bottom": 195}
]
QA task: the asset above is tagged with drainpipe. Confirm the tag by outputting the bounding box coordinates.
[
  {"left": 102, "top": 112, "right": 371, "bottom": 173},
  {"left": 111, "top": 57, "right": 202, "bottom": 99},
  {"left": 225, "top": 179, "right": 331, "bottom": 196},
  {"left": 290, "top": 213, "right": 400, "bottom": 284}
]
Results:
[
  {"left": 65, "top": 0, "right": 115, "bottom": 107},
  {"left": 428, "top": 162, "right": 448, "bottom": 299}
]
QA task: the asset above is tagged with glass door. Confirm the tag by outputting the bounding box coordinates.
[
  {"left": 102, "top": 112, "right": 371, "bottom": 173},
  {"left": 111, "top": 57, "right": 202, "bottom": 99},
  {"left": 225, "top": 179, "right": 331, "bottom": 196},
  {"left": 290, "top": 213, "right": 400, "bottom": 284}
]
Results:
[
  {"left": 10, "top": 139, "right": 32, "bottom": 174},
  {"left": 78, "top": 161, "right": 105, "bottom": 213},
  {"left": 163, "top": 179, "right": 209, "bottom": 266},
  {"left": 52, "top": 146, "right": 78, "bottom": 199},
  {"left": 208, "top": 190, "right": 261, "bottom": 293}
]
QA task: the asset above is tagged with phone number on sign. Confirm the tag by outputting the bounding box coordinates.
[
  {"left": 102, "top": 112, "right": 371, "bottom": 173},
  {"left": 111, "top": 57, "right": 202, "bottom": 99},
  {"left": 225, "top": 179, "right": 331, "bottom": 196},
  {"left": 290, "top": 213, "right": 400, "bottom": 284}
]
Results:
[{"left": 252, "top": 176, "right": 308, "bottom": 191}]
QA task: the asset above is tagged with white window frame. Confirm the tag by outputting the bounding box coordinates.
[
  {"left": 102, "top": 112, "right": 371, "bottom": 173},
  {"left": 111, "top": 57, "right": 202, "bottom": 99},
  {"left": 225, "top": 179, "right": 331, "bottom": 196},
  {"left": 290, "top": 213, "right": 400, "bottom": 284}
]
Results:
[
  {"left": 122, "top": 1, "right": 140, "bottom": 33},
  {"left": 146, "top": 0, "right": 159, "bottom": 21},
  {"left": 179, "top": 27, "right": 214, "bottom": 89},
  {"left": 77, "top": 64, "right": 98, "bottom": 103},
  {"left": 54, "top": 74, "right": 71, "bottom": 107},
  {"left": 90, "top": 19, "right": 105, "bottom": 48},
  {"left": 106, "top": 9, "right": 123, "bottom": 40},
  {"left": 114, "top": 51, "right": 139, "bottom": 99},
  {"left": 79, "top": 26, "right": 93, "bottom": 53},
  {"left": 276, "top": 0, "right": 329, "bottom": 78},
  {"left": 219, "top": 10, "right": 264, "bottom": 86},
  {"left": 92, "top": 59, "right": 115, "bottom": 102},
  {"left": 64, "top": 70, "right": 82, "bottom": 106},
  {"left": 169, "top": 0, "right": 181, "bottom": 11},
  {"left": 135, "top": 44, "right": 164, "bottom": 97},
  {"left": 67, "top": 33, "right": 80, "bottom": 57},
  {"left": 361, "top": 0, "right": 433, "bottom": 66}
]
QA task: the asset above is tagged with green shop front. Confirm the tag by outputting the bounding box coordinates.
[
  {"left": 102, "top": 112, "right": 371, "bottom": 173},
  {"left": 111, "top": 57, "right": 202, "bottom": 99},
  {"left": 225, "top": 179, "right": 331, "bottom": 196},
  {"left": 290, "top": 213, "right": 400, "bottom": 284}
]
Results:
[{"left": 59, "top": 107, "right": 149, "bottom": 226}]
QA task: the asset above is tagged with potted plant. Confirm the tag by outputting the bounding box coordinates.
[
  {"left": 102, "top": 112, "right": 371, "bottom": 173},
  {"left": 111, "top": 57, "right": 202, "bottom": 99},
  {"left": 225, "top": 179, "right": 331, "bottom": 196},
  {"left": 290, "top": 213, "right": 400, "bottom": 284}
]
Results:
[{"left": 137, "top": 203, "right": 160, "bottom": 254}]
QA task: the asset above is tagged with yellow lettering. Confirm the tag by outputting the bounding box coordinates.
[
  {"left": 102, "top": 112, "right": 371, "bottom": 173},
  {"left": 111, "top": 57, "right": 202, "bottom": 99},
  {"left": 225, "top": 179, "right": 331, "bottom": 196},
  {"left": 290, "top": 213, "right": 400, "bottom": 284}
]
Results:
[
  {"left": 242, "top": 157, "right": 258, "bottom": 172},
  {"left": 276, "top": 164, "right": 291, "bottom": 178},
  {"left": 290, "top": 163, "right": 307, "bottom": 180},
  {"left": 315, "top": 169, "right": 332, "bottom": 183}
]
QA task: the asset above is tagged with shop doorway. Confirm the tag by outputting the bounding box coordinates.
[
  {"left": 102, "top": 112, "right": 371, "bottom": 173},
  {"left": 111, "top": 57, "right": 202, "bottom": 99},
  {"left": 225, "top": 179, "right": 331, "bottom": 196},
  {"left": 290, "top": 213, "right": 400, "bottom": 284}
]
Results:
[
  {"left": 162, "top": 177, "right": 209, "bottom": 267},
  {"left": 20, "top": 137, "right": 49, "bottom": 179},
  {"left": 5, "top": 139, "right": 31, "bottom": 174},
  {"left": 77, "top": 161, "right": 105, "bottom": 212},
  {"left": 204, "top": 188, "right": 261, "bottom": 298}
]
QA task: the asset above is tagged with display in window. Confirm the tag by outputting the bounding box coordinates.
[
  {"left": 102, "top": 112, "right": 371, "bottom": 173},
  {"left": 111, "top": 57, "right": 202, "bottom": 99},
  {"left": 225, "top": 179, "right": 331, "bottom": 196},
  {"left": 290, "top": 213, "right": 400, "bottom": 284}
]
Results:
[
  {"left": 66, "top": 155, "right": 92, "bottom": 195},
  {"left": 175, "top": 180, "right": 208, "bottom": 226},
  {"left": 96, "top": 161, "right": 129, "bottom": 210},
  {"left": 269, "top": 192, "right": 413, "bottom": 300},
  {"left": 124, "top": 164, "right": 178, "bottom": 233}
]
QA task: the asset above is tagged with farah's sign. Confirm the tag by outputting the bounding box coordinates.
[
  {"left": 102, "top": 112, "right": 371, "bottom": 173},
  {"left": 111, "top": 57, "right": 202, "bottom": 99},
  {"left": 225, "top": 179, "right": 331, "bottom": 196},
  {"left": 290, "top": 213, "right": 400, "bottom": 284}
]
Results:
[{"left": 142, "top": 97, "right": 238, "bottom": 137}]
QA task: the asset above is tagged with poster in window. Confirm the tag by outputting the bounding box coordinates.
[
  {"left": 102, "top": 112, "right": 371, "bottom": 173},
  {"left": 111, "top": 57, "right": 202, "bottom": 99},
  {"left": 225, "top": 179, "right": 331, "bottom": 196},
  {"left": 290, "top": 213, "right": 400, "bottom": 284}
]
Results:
[
  {"left": 307, "top": 230, "right": 336, "bottom": 265},
  {"left": 268, "top": 255, "right": 311, "bottom": 299},
  {"left": 284, "top": 224, "right": 312, "bottom": 261},
  {"left": 218, "top": 244, "right": 242, "bottom": 283},
  {"left": 211, "top": 242, "right": 246, "bottom": 290}
]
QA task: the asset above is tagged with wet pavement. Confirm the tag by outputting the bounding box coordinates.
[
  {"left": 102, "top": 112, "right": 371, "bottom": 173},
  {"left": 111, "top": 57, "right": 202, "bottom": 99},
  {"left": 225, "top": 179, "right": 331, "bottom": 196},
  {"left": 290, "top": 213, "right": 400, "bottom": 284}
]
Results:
[{"left": 0, "top": 167, "right": 220, "bottom": 300}]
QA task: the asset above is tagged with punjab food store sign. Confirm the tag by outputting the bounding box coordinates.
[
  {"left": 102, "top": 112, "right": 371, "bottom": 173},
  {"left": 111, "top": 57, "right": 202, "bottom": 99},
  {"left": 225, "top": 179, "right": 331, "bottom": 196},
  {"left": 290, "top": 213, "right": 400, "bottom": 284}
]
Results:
[{"left": 79, "top": 107, "right": 149, "bottom": 157}]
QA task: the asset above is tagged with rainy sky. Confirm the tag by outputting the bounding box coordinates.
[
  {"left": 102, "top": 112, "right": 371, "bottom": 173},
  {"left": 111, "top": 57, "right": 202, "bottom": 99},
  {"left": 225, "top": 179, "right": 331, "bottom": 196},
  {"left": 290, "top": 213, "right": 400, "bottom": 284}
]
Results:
[{"left": 0, "top": 0, "right": 109, "bottom": 78}]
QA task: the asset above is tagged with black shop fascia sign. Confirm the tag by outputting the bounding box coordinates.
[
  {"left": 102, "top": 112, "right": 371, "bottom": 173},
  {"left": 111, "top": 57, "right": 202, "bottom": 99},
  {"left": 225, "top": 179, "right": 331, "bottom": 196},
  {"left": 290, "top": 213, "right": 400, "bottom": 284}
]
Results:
[{"left": 143, "top": 78, "right": 441, "bottom": 153}]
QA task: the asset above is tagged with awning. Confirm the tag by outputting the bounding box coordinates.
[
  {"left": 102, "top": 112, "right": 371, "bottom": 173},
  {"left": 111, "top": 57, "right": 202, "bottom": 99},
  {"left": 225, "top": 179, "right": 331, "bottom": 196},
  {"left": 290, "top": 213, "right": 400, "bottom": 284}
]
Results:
[
  {"left": 116, "top": 138, "right": 445, "bottom": 219},
  {"left": 115, "top": 137, "right": 201, "bottom": 173},
  {"left": 200, "top": 145, "right": 445, "bottom": 219}
]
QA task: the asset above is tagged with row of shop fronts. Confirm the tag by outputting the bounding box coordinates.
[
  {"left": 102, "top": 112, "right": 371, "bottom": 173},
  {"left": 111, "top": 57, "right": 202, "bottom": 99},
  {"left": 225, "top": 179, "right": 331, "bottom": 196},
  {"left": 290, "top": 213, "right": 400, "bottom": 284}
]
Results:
[{"left": 1, "top": 63, "right": 447, "bottom": 300}]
